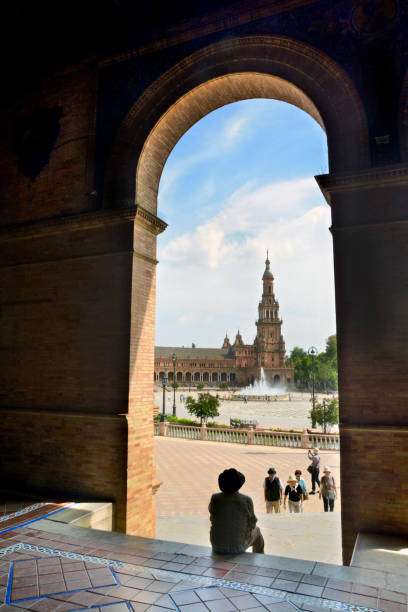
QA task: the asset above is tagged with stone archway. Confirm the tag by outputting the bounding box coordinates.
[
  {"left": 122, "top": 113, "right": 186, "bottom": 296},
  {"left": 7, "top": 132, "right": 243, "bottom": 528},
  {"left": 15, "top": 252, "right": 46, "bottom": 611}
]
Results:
[
  {"left": 103, "top": 34, "right": 372, "bottom": 560},
  {"left": 104, "top": 35, "right": 370, "bottom": 210}
]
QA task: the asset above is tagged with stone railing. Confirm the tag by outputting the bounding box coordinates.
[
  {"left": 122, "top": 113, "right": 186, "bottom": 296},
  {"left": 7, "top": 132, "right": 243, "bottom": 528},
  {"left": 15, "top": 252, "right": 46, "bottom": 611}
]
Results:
[
  {"left": 253, "top": 431, "right": 303, "bottom": 448},
  {"left": 308, "top": 433, "right": 340, "bottom": 450},
  {"left": 155, "top": 422, "right": 339, "bottom": 450}
]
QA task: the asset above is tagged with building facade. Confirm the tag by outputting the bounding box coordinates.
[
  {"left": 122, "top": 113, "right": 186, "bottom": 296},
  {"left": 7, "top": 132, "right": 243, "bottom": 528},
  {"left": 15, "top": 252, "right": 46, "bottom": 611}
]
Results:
[{"left": 155, "top": 256, "right": 294, "bottom": 388}]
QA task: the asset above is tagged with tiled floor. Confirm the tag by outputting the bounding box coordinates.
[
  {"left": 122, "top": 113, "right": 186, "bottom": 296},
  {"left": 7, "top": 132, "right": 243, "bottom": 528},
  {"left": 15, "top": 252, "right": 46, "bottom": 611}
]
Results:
[{"left": 0, "top": 508, "right": 407, "bottom": 612}]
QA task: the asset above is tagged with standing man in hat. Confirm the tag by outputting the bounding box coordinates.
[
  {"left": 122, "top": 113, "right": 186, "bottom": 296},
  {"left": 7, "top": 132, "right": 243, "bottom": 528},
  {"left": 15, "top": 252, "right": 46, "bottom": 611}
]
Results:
[
  {"left": 209, "top": 468, "right": 264, "bottom": 554},
  {"left": 307, "top": 447, "right": 321, "bottom": 494},
  {"left": 263, "top": 467, "right": 283, "bottom": 513}
]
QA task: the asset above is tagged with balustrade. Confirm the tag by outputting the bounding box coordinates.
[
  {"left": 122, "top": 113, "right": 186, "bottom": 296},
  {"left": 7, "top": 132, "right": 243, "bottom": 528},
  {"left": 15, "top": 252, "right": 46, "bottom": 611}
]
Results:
[{"left": 154, "top": 422, "right": 339, "bottom": 449}]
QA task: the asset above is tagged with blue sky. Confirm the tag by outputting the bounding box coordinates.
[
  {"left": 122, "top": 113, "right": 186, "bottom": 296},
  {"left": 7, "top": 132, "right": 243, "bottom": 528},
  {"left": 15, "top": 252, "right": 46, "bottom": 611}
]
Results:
[{"left": 155, "top": 99, "right": 335, "bottom": 353}]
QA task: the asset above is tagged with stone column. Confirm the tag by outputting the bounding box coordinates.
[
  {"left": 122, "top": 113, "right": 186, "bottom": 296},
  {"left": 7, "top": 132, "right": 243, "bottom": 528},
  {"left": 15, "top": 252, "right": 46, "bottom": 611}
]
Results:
[
  {"left": 317, "top": 165, "right": 408, "bottom": 564},
  {"left": 0, "top": 206, "right": 165, "bottom": 537}
]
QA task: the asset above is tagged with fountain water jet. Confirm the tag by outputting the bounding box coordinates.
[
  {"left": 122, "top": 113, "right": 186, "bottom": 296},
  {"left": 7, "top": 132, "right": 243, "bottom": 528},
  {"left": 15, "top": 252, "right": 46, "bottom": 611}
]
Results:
[{"left": 238, "top": 368, "right": 287, "bottom": 397}]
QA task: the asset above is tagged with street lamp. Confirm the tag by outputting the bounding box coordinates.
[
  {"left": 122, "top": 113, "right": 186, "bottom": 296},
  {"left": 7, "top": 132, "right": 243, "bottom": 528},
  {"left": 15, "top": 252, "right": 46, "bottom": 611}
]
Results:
[
  {"left": 172, "top": 353, "right": 177, "bottom": 416},
  {"left": 308, "top": 346, "right": 318, "bottom": 421},
  {"left": 160, "top": 373, "right": 168, "bottom": 422},
  {"left": 322, "top": 398, "right": 327, "bottom": 434}
]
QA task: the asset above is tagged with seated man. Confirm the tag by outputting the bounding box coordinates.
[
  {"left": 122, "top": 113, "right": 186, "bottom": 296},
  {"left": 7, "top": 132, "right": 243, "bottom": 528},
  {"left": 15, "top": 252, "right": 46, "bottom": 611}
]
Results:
[{"left": 209, "top": 468, "right": 264, "bottom": 554}]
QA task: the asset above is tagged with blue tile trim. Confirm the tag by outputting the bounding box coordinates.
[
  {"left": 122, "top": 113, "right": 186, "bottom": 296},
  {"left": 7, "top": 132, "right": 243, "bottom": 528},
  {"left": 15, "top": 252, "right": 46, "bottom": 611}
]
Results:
[
  {"left": 7, "top": 557, "right": 120, "bottom": 604},
  {"left": 0, "top": 503, "right": 48, "bottom": 523},
  {"left": 5, "top": 560, "right": 13, "bottom": 605},
  {"left": 0, "top": 542, "right": 124, "bottom": 568},
  {"left": 0, "top": 503, "right": 77, "bottom": 535}
]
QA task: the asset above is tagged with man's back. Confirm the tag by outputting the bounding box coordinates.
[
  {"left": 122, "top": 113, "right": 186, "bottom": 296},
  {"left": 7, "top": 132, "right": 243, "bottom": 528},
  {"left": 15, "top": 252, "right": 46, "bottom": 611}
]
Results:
[{"left": 209, "top": 491, "right": 256, "bottom": 553}]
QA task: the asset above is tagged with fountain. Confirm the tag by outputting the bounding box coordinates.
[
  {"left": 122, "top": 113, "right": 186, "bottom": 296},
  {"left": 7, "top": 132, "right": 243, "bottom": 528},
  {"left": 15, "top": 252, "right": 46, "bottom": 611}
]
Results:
[{"left": 238, "top": 368, "right": 287, "bottom": 398}]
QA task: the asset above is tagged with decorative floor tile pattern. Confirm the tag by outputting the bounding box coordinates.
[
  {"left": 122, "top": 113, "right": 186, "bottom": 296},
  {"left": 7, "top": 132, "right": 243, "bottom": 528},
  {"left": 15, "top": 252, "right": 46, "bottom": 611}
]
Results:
[
  {"left": 7, "top": 556, "right": 119, "bottom": 603},
  {"left": 168, "top": 585, "right": 300, "bottom": 612},
  {"left": 0, "top": 523, "right": 406, "bottom": 612}
]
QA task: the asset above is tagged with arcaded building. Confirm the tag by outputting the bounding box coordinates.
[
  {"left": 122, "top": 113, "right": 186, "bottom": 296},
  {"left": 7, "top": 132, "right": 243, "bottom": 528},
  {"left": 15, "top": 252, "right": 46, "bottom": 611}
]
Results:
[{"left": 154, "top": 256, "right": 294, "bottom": 387}]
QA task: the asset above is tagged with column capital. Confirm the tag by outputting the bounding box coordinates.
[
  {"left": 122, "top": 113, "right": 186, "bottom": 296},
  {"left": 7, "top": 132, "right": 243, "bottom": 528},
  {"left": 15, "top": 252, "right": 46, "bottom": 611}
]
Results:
[{"left": 316, "top": 163, "right": 408, "bottom": 206}]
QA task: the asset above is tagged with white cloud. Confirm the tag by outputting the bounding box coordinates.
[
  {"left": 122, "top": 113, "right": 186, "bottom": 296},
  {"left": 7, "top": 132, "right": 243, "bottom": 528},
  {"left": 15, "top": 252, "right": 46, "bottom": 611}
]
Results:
[
  {"left": 157, "top": 106, "right": 254, "bottom": 213},
  {"left": 156, "top": 176, "right": 336, "bottom": 353}
]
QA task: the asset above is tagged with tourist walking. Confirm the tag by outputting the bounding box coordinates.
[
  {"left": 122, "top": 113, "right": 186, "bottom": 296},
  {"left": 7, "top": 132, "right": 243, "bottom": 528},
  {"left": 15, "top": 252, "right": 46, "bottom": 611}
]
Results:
[
  {"left": 284, "top": 475, "right": 304, "bottom": 513},
  {"left": 209, "top": 468, "right": 264, "bottom": 554},
  {"left": 263, "top": 467, "right": 283, "bottom": 513},
  {"left": 307, "top": 447, "right": 321, "bottom": 494},
  {"left": 294, "top": 470, "right": 308, "bottom": 512},
  {"left": 319, "top": 467, "right": 338, "bottom": 512}
]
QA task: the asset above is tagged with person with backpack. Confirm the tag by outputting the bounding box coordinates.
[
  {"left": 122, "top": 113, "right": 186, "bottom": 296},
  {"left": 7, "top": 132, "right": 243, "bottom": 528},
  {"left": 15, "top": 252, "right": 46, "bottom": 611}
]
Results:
[
  {"left": 263, "top": 467, "right": 283, "bottom": 513},
  {"left": 307, "top": 447, "right": 321, "bottom": 494},
  {"left": 319, "top": 466, "right": 338, "bottom": 512},
  {"left": 294, "top": 469, "right": 308, "bottom": 512}
]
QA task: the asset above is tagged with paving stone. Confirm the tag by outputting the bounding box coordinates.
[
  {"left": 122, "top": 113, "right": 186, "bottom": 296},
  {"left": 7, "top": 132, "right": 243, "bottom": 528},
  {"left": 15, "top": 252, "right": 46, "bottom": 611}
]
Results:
[
  {"left": 226, "top": 594, "right": 261, "bottom": 609},
  {"left": 278, "top": 571, "right": 303, "bottom": 582},
  {"left": 349, "top": 593, "right": 378, "bottom": 607},
  {"left": 379, "top": 589, "right": 407, "bottom": 604},
  {"left": 146, "top": 580, "right": 174, "bottom": 593},
  {"left": 171, "top": 591, "right": 201, "bottom": 606},
  {"left": 204, "top": 598, "right": 238, "bottom": 612},
  {"left": 300, "top": 576, "right": 327, "bottom": 587},
  {"left": 178, "top": 604, "right": 208, "bottom": 612},
  {"left": 195, "top": 588, "right": 225, "bottom": 601},
  {"left": 321, "top": 587, "right": 350, "bottom": 604},
  {"left": 378, "top": 600, "right": 407, "bottom": 612},
  {"left": 295, "top": 583, "right": 323, "bottom": 597},
  {"left": 271, "top": 578, "right": 299, "bottom": 592},
  {"left": 325, "top": 579, "right": 352, "bottom": 592}
]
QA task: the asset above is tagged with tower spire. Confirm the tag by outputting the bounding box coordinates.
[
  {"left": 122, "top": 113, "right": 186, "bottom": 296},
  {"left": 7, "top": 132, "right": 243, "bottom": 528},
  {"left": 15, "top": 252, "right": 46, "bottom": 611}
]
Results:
[{"left": 262, "top": 252, "right": 273, "bottom": 280}]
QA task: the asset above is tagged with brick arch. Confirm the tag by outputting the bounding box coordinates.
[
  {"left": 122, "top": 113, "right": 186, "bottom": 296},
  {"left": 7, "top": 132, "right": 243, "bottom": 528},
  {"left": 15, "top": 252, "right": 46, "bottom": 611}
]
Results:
[{"left": 104, "top": 35, "right": 370, "bottom": 210}]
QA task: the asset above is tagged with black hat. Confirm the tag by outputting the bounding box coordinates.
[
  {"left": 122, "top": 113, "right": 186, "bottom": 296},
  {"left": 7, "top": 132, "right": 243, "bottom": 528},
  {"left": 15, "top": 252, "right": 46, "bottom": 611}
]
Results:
[
  {"left": 267, "top": 467, "right": 276, "bottom": 474},
  {"left": 218, "top": 468, "right": 245, "bottom": 493}
]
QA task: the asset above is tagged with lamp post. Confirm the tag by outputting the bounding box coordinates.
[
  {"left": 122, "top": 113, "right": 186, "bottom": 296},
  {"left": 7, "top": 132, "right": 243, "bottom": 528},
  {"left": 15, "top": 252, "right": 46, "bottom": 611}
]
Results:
[
  {"left": 308, "top": 346, "right": 318, "bottom": 424},
  {"left": 161, "top": 373, "right": 168, "bottom": 422},
  {"left": 172, "top": 353, "right": 177, "bottom": 416},
  {"left": 322, "top": 398, "right": 327, "bottom": 434}
]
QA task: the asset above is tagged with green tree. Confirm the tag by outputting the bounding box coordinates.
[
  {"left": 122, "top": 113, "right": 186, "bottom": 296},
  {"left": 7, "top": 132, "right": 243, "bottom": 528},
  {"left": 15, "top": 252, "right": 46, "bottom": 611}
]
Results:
[
  {"left": 196, "top": 382, "right": 204, "bottom": 390},
  {"left": 286, "top": 337, "right": 338, "bottom": 391},
  {"left": 219, "top": 382, "right": 229, "bottom": 390},
  {"left": 309, "top": 397, "right": 339, "bottom": 432},
  {"left": 171, "top": 382, "right": 179, "bottom": 389},
  {"left": 186, "top": 393, "right": 220, "bottom": 425}
]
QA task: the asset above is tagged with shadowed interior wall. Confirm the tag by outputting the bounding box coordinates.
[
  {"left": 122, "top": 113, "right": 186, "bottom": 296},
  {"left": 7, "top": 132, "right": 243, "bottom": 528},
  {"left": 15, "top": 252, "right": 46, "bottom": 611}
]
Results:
[{"left": 1, "top": 2, "right": 407, "bottom": 560}]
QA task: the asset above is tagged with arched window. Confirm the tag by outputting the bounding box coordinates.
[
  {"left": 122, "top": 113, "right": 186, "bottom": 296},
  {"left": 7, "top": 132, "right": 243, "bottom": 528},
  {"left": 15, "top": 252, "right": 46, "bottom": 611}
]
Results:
[
  {"left": 185, "top": 372, "right": 191, "bottom": 381},
  {"left": 194, "top": 372, "right": 201, "bottom": 381},
  {"left": 159, "top": 371, "right": 165, "bottom": 380},
  {"left": 221, "top": 372, "right": 227, "bottom": 382},
  {"left": 212, "top": 372, "right": 218, "bottom": 382},
  {"left": 203, "top": 372, "right": 209, "bottom": 381},
  {"left": 177, "top": 371, "right": 183, "bottom": 382},
  {"left": 268, "top": 286, "right": 271, "bottom": 294}
]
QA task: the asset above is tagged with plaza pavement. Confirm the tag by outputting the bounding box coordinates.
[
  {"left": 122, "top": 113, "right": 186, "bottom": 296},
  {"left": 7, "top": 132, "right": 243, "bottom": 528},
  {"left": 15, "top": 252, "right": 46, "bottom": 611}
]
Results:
[{"left": 154, "top": 437, "right": 342, "bottom": 564}]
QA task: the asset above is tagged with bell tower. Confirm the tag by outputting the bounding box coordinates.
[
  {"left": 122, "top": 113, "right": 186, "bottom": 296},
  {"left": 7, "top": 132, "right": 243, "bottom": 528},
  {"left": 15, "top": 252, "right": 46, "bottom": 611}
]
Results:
[{"left": 255, "top": 252, "right": 287, "bottom": 371}]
